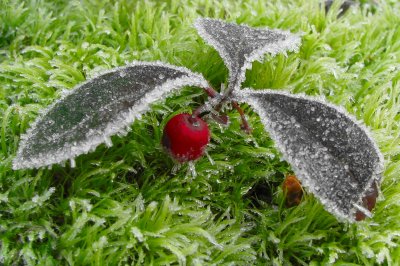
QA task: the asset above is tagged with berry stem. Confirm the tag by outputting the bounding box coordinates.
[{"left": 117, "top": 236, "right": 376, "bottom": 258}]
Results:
[
  {"left": 204, "top": 87, "right": 218, "bottom": 97},
  {"left": 192, "top": 87, "right": 220, "bottom": 117}
]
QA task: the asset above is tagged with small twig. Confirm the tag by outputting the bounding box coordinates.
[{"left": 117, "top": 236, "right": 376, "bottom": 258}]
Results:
[
  {"left": 191, "top": 87, "right": 219, "bottom": 118},
  {"left": 193, "top": 87, "right": 252, "bottom": 134},
  {"left": 204, "top": 87, "right": 218, "bottom": 97}
]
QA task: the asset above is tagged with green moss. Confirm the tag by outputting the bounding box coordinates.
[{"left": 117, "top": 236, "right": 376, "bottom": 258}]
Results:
[{"left": 1, "top": 0, "right": 399, "bottom": 265}]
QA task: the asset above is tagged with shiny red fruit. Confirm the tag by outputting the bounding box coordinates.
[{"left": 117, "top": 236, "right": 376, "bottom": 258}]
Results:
[{"left": 162, "top": 113, "right": 210, "bottom": 162}]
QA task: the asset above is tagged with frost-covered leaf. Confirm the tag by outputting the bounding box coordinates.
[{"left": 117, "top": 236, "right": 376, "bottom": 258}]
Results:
[
  {"left": 325, "top": 0, "right": 355, "bottom": 17},
  {"left": 234, "top": 89, "right": 384, "bottom": 221},
  {"left": 13, "top": 62, "right": 209, "bottom": 169},
  {"left": 194, "top": 18, "right": 301, "bottom": 93}
]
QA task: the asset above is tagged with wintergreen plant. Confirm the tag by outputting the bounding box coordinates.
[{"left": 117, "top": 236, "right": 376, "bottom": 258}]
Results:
[
  {"left": 3, "top": 1, "right": 400, "bottom": 264},
  {"left": 12, "top": 18, "right": 382, "bottom": 223}
]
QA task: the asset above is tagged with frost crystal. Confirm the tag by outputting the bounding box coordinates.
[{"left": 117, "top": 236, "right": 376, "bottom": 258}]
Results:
[
  {"left": 194, "top": 18, "right": 301, "bottom": 93},
  {"left": 131, "top": 227, "right": 145, "bottom": 242},
  {"left": 234, "top": 89, "right": 383, "bottom": 221},
  {"left": 13, "top": 62, "right": 209, "bottom": 169}
]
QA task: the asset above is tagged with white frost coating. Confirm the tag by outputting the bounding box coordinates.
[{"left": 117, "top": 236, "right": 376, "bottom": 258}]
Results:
[
  {"left": 194, "top": 18, "right": 234, "bottom": 74},
  {"left": 233, "top": 88, "right": 384, "bottom": 222},
  {"left": 234, "top": 29, "right": 300, "bottom": 92},
  {"left": 194, "top": 18, "right": 301, "bottom": 93},
  {"left": 131, "top": 227, "right": 145, "bottom": 242},
  {"left": 13, "top": 61, "right": 209, "bottom": 169},
  {"left": 31, "top": 187, "right": 56, "bottom": 205},
  {"left": 70, "top": 158, "right": 76, "bottom": 168},
  {"left": 92, "top": 236, "right": 108, "bottom": 250},
  {"left": 353, "top": 203, "right": 372, "bottom": 218}
]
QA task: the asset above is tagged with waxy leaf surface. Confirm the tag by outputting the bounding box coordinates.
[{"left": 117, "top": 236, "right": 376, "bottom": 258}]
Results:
[
  {"left": 235, "top": 89, "right": 383, "bottom": 221},
  {"left": 194, "top": 18, "right": 301, "bottom": 93},
  {"left": 13, "top": 62, "right": 209, "bottom": 169}
]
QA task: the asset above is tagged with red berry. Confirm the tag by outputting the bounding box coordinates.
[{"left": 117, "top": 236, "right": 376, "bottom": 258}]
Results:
[{"left": 162, "top": 113, "right": 210, "bottom": 162}]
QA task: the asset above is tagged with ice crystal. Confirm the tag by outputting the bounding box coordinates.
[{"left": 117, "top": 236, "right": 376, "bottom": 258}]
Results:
[
  {"left": 234, "top": 89, "right": 384, "bottom": 221},
  {"left": 194, "top": 18, "right": 301, "bottom": 93},
  {"left": 92, "top": 236, "right": 108, "bottom": 250},
  {"left": 131, "top": 227, "right": 145, "bottom": 242},
  {"left": 13, "top": 62, "right": 209, "bottom": 169}
]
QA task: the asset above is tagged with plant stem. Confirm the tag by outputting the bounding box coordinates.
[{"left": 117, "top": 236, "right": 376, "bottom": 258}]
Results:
[
  {"left": 232, "top": 101, "right": 252, "bottom": 134},
  {"left": 192, "top": 87, "right": 252, "bottom": 134}
]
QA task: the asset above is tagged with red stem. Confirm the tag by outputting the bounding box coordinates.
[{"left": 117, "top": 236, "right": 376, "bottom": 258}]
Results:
[
  {"left": 193, "top": 87, "right": 251, "bottom": 134},
  {"left": 232, "top": 101, "right": 252, "bottom": 134}
]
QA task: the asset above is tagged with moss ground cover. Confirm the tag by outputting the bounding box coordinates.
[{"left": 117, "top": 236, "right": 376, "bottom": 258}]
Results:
[{"left": 1, "top": 0, "right": 399, "bottom": 264}]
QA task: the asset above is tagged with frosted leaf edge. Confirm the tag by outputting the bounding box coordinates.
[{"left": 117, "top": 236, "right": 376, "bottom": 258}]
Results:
[
  {"left": 13, "top": 61, "right": 209, "bottom": 170},
  {"left": 234, "top": 88, "right": 384, "bottom": 222}
]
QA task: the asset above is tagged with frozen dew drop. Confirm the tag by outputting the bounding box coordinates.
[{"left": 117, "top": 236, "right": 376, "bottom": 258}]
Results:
[
  {"left": 104, "top": 137, "right": 113, "bottom": 147},
  {"left": 119, "top": 70, "right": 126, "bottom": 78},
  {"left": 171, "top": 163, "right": 181, "bottom": 175},
  {"left": 82, "top": 42, "right": 89, "bottom": 49},
  {"left": 131, "top": 227, "right": 144, "bottom": 242},
  {"left": 205, "top": 150, "right": 215, "bottom": 165},
  {"left": 187, "top": 161, "right": 197, "bottom": 178},
  {"left": 70, "top": 158, "right": 76, "bottom": 168},
  {"left": 32, "top": 195, "right": 40, "bottom": 203}
]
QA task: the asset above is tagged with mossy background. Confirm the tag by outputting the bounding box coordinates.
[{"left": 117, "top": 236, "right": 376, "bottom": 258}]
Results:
[{"left": 1, "top": 0, "right": 400, "bottom": 265}]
